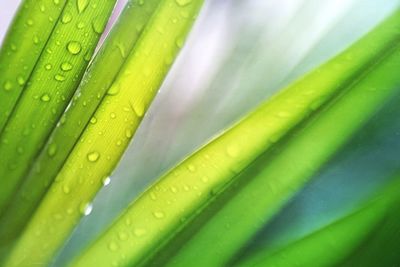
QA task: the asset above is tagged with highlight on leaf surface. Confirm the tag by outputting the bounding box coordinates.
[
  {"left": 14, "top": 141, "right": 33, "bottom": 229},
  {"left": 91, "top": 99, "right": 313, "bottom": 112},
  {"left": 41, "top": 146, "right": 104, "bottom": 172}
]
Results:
[{"left": 71, "top": 9, "right": 400, "bottom": 267}]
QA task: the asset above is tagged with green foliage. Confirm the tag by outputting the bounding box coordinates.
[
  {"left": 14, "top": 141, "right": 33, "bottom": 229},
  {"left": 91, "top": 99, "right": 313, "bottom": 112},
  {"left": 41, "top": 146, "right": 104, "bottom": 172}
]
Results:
[
  {"left": 1, "top": 0, "right": 204, "bottom": 266},
  {"left": 0, "top": 0, "right": 161, "bottom": 250},
  {"left": 71, "top": 10, "right": 400, "bottom": 267},
  {"left": 0, "top": 1, "right": 399, "bottom": 267},
  {"left": 0, "top": 0, "right": 118, "bottom": 214}
]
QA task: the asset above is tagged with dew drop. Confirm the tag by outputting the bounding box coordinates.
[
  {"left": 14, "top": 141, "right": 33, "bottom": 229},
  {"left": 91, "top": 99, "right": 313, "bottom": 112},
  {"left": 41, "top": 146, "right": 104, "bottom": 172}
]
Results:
[
  {"left": 187, "top": 164, "right": 196, "bottom": 172},
  {"left": 45, "top": 64, "right": 52, "bottom": 70},
  {"left": 33, "top": 35, "right": 39, "bottom": 44},
  {"left": 62, "top": 185, "right": 70, "bottom": 194},
  {"left": 125, "top": 129, "right": 133, "bottom": 138},
  {"left": 26, "top": 19, "right": 34, "bottom": 26},
  {"left": 67, "top": 41, "right": 82, "bottom": 55},
  {"left": 76, "top": 22, "right": 85, "bottom": 29},
  {"left": 17, "top": 76, "right": 25, "bottom": 85},
  {"left": 77, "top": 0, "right": 90, "bottom": 13},
  {"left": 79, "top": 202, "right": 93, "bottom": 216},
  {"left": 61, "top": 62, "right": 73, "bottom": 71},
  {"left": 108, "top": 241, "right": 119, "bottom": 252},
  {"left": 3, "top": 81, "right": 12, "bottom": 91},
  {"left": 62, "top": 12, "right": 72, "bottom": 24},
  {"left": 175, "top": 37, "right": 184, "bottom": 48},
  {"left": 90, "top": 117, "right": 97, "bottom": 124},
  {"left": 47, "top": 143, "right": 58, "bottom": 157},
  {"left": 87, "top": 151, "right": 100, "bottom": 162},
  {"left": 102, "top": 176, "right": 111, "bottom": 186},
  {"left": 54, "top": 74, "right": 66, "bottom": 82},
  {"left": 92, "top": 16, "right": 105, "bottom": 34},
  {"left": 41, "top": 94, "right": 51, "bottom": 102},
  {"left": 107, "top": 85, "right": 120, "bottom": 96},
  {"left": 118, "top": 231, "right": 129, "bottom": 241},
  {"left": 153, "top": 211, "right": 165, "bottom": 219},
  {"left": 133, "top": 228, "right": 147, "bottom": 237}
]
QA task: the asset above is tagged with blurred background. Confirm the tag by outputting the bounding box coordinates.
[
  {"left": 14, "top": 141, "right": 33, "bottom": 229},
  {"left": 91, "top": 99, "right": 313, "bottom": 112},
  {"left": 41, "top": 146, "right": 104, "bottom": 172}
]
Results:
[{"left": 1, "top": 0, "right": 400, "bottom": 265}]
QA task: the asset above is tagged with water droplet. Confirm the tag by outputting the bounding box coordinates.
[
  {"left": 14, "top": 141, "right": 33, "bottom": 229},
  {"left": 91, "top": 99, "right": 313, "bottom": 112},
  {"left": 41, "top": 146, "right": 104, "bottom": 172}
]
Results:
[
  {"left": 33, "top": 35, "right": 39, "bottom": 44},
  {"left": 54, "top": 0, "right": 60, "bottom": 5},
  {"left": 107, "top": 85, "right": 120, "bottom": 96},
  {"left": 175, "top": 0, "right": 192, "bottom": 6},
  {"left": 92, "top": 16, "right": 105, "bottom": 34},
  {"left": 62, "top": 12, "right": 72, "bottom": 24},
  {"left": 79, "top": 202, "right": 93, "bottom": 216},
  {"left": 110, "top": 112, "right": 116, "bottom": 119},
  {"left": 90, "top": 117, "right": 97, "bottom": 124},
  {"left": 17, "top": 76, "right": 25, "bottom": 85},
  {"left": 62, "top": 185, "right": 70, "bottom": 194},
  {"left": 45, "top": 64, "right": 52, "bottom": 70},
  {"left": 47, "top": 143, "right": 57, "bottom": 157},
  {"left": 54, "top": 74, "right": 66, "bottom": 82},
  {"left": 153, "top": 211, "right": 165, "bottom": 219},
  {"left": 61, "top": 62, "right": 73, "bottom": 71},
  {"left": 108, "top": 241, "right": 119, "bottom": 251},
  {"left": 125, "top": 129, "right": 133, "bottom": 138},
  {"left": 3, "top": 81, "right": 12, "bottom": 91},
  {"left": 118, "top": 231, "right": 129, "bottom": 241},
  {"left": 102, "top": 176, "right": 111, "bottom": 186},
  {"left": 176, "top": 37, "right": 184, "bottom": 48},
  {"left": 133, "top": 228, "right": 147, "bottom": 237},
  {"left": 41, "top": 94, "right": 51, "bottom": 102},
  {"left": 67, "top": 41, "right": 82, "bottom": 55},
  {"left": 187, "top": 164, "right": 196, "bottom": 172},
  {"left": 77, "top": 0, "right": 90, "bottom": 13},
  {"left": 76, "top": 22, "right": 85, "bottom": 29},
  {"left": 26, "top": 19, "right": 34, "bottom": 26},
  {"left": 87, "top": 151, "right": 100, "bottom": 162},
  {"left": 10, "top": 44, "right": 17, "bottom": 51}
]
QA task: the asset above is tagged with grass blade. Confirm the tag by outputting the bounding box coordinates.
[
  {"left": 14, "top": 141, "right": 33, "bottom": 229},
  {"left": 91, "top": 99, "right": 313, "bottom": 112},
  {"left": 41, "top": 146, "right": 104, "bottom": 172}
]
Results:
[
  {"left": 0, "top": 0, "right": 118, "bottom": 214},
  {"left": 70, "top": 10, "right": 400, "bottom": 267},
  {"left": 0, "top": 0, "right": 161, "bottom": 248},
  {"left": 3, "top": 1, "right": 204, "bottom": 266},
  {"left": 236, "top": 177, "right": 400, "bottom": 267},
  {"left": 0, "top": 0, "right": 67, "bottom": 131}
]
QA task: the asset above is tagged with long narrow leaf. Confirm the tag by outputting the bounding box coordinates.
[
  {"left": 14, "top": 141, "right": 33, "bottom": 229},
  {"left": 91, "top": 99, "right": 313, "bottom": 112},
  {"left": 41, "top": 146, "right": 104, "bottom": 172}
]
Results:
[
  {"left": 71, "top": 10, "right": 400, "bottom": 267},
  {"left": 236, "top": 177, "right": 400, "bottom": 267},
  {"left": 3, "top": 1, "right": 204, "bottom": 266},
  {"left": 0, "top": 0, "right": 67, "bottom": 130},
  {"left": 0, "top": 0, "right": 161, "bottom": 248},
  {"left": 0, "top": 0, "right": 118, "bottom": 214}
]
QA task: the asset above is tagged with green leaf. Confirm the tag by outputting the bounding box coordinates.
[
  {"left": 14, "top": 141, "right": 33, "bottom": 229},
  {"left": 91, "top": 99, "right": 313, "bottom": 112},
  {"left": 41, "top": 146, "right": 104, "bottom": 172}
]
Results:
[
  {"left": 0, "top": 0, "right": 67, "bottom": 131},
  {"left": 70, "top": 10, "right": 400, "bottom": 267},
  {"left": 0, "top": 0, "right": 118, "bottom": 214},
  {"left": 236, "top": 177, "right": 400, "bottom": 267},
  {"left": 2, "top": 1, "right": 204, "bottom": 266},
  {"left": 0, "top": 0, "right": 161, "bottom": 249}
]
